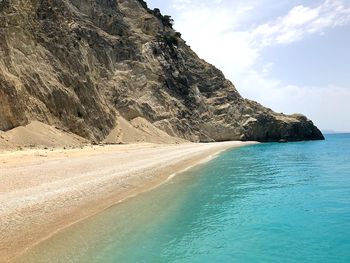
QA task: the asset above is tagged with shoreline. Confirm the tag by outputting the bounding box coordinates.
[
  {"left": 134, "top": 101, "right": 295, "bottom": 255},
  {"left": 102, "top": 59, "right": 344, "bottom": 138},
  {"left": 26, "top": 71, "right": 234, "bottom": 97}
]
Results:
[{"left": 0, "top": 142, "right": 256, "bottom": 262}]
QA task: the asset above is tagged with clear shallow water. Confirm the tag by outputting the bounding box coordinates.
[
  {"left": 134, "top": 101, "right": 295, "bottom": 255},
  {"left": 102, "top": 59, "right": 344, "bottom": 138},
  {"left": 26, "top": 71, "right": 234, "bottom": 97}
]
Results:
[{"left": 18, "top": 134, "right": 350, "bottom": 263}]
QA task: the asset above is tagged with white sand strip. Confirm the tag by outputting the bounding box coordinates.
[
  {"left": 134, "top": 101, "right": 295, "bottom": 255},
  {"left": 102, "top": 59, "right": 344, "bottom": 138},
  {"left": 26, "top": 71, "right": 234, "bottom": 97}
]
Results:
[{"left": 0, "top": 141, "right": 256, "bottom": 262}]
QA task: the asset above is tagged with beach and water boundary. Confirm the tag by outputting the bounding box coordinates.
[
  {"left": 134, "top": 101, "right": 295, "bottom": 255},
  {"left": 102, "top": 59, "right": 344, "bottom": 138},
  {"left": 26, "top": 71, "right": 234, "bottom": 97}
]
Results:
[
  {"left": 11, "top": 134, "right": 350, "bottom": 263},
  {"left": 0, "top": 141, "right": 256, "bottom": 262}
]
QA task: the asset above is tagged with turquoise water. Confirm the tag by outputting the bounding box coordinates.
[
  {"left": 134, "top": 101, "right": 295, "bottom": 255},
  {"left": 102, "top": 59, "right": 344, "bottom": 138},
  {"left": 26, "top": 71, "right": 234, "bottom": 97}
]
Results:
[{"left": 18, "top": 134, "right": 350, "bottom": 263}]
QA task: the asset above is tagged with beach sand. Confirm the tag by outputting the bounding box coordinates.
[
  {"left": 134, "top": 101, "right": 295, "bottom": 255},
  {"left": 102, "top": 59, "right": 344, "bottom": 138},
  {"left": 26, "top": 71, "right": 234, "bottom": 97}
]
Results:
[{"left": 0, "top": 142, "right": 255, "bottom": 262}]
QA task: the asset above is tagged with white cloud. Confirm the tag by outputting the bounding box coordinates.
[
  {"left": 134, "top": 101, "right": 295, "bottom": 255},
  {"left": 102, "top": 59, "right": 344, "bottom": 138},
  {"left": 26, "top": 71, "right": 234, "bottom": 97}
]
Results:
[
  {"left": 174, "top": 3, "right": 258, "bottom": 75},
  {"left": 252, "top": 0, "right": 350, "bottom": 46},
  {"left": 172, "top": 0, "right": 193, "bottom": 10},
  {"left": 174, "top": 0, "right": 350, "bottom": 73}
]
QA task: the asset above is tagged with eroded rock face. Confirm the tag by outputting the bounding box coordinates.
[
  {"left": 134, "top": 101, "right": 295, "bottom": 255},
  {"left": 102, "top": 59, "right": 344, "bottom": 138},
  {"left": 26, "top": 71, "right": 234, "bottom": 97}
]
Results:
[{"left": 0, "top": 0, "right": 324, "bottom": 142}]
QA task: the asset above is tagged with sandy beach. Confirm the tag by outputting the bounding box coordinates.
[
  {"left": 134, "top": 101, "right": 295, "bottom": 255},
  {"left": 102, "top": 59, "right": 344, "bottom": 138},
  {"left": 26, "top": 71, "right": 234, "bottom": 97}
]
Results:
[{"left": 0, "top": 141, "right": 255, "bottom": 262}]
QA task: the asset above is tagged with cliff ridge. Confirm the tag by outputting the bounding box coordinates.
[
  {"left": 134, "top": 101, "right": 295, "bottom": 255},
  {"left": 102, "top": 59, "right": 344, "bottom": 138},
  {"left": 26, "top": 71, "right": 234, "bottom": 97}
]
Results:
[{"left": 0, "top": 0, "right": 324, "bottom": 146}]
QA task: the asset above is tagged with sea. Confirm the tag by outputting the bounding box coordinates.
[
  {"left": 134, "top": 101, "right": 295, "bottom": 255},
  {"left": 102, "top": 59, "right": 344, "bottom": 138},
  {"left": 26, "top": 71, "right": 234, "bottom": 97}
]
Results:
[{"left": 17, "top": 134, "right": 350, "bottom": 263}]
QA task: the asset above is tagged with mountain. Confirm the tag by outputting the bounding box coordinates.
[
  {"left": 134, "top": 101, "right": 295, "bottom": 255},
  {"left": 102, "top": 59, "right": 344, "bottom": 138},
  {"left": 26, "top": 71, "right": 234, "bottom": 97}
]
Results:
[{"left": 0, "top": 0, "right": 324, "bottom": 145}]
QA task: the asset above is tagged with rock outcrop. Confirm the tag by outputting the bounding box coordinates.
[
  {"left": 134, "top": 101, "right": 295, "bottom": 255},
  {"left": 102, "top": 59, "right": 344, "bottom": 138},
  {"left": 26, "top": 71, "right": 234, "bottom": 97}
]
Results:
[{"left": 0, "top": 0, "right": 324, "bottom": 143}]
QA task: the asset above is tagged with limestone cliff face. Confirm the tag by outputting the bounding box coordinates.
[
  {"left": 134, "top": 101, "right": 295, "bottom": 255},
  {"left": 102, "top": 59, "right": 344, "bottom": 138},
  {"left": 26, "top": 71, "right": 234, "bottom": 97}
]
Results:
[{"left": 0, "top": 0, "right": 324, "bottom": 142}]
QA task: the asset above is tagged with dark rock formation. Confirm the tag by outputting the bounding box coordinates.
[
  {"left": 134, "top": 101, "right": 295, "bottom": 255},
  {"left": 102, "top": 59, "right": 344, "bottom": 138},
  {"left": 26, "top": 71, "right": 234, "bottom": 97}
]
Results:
[{"left": 0, "top": 0, "right": 324, "bottom": 142}]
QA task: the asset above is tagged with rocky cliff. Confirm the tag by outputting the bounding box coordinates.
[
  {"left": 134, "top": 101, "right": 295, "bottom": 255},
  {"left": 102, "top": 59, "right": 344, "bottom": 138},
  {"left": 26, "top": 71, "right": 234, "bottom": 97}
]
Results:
[{"left": 0, "top": 0, "right": 324, "bottom": 144}]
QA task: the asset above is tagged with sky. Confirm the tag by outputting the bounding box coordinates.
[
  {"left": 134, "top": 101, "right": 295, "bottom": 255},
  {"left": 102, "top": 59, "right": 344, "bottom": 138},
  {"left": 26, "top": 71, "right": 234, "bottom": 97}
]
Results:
[{"left": 147, "top": 0, "right": 350, "bottom": 132}]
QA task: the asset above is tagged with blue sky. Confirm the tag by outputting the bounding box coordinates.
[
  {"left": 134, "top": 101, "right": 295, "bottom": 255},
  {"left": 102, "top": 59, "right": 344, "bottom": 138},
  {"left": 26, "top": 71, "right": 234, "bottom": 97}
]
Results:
[{"left": 147, "top": 0, "right": 350, "bottom": 132}]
